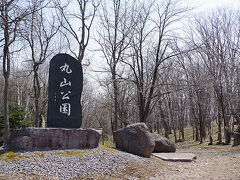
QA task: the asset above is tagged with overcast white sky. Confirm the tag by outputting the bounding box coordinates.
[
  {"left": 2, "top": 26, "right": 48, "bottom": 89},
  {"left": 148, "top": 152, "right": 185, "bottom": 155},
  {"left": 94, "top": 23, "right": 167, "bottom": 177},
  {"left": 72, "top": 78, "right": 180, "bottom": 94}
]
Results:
[
  {"left": 37, "top": 0, "right": 239, "bottom": 88},
  {"left": 190, "top": 0, "right": 240, "bottom": 11},
  {"left": 86, "top": 0, "right": 240, "bottom": 86}
]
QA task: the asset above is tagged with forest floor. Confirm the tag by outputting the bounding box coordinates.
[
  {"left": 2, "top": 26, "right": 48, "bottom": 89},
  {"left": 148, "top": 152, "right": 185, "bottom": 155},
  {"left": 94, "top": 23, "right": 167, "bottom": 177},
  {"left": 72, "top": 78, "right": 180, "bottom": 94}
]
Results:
[
  {"left": 96, "top": 125, "right": 240, "bottom": 180},
  {"left": 0, "top": 126, "right": 240, "bottom": 180},
  {"left": 1, "top": 142, "right": 239, "bottom": 180},
  {"left": 94, "top": 142, "right": 240, "bottom": 180}
]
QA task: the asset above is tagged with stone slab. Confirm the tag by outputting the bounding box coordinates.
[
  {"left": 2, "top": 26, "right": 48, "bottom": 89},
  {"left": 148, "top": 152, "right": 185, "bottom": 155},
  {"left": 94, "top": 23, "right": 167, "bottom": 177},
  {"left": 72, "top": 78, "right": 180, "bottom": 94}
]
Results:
[
  {"left": 152, "top": 152, "right": 197, "bottom": 162},
  {"left": 9, "top": 128, "right": 101, "bottom": 150},
  {"left": 47, "top": 53, "right": 83, "bottom": 128}
]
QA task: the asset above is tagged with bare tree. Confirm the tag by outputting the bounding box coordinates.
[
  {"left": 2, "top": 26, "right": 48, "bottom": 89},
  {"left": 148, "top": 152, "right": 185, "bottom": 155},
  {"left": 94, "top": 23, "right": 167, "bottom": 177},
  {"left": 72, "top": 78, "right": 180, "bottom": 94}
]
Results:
[
  {"left": 96, "top": 0, "right": 134, "bottom": 131},
  {"left": 54, "top": 0, "right": 100, "bottom": 64},
  {"left": 21, "top": 1, "right": 59, "bottom": 127},
  {"left": 122, "top": 0, "right": 188, "bottom": 123},
  {"left": 0, "top": 0, "right": 35, "bottom": 143},
  {"left": 190, "top": 9, "right": 240, "bottom": 144}
]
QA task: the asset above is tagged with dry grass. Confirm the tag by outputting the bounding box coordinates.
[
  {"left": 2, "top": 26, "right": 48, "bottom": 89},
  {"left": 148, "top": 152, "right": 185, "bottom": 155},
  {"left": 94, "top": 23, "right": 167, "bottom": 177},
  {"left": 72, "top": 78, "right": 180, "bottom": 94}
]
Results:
[
  {"left": 0, "top": 151, "right": 28, "bottom": 162},
  {"left": 35, "top": 152, "right": 45, "bottom": 158},
  {"left": 53, "top": 149, "right": 102, "bottom": 158}
]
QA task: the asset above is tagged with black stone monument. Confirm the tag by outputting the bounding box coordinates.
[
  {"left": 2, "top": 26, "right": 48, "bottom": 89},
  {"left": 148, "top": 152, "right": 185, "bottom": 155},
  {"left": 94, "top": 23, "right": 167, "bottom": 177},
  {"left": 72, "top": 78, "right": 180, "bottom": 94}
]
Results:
[{"left": 47, "top": 53, "right": 83, "bottom": 128}]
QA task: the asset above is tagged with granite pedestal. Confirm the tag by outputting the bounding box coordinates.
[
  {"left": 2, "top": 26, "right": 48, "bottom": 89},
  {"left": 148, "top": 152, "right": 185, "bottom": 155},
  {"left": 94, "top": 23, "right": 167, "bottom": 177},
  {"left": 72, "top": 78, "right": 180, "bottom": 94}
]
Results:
[{"left": 9, "top": 128, "right": 101, "bottom": 150}]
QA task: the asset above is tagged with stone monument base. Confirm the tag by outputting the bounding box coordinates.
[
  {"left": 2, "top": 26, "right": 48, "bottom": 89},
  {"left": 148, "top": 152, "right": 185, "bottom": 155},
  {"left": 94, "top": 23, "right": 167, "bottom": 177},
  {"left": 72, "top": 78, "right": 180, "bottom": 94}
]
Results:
[{"left": 9, "top": 128, "right": 102, "bottom": 150}]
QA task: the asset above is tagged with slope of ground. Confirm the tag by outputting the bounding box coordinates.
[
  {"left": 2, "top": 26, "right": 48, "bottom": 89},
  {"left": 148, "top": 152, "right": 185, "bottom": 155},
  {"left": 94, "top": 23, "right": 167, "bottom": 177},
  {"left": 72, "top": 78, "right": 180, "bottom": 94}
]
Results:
[
  {"left": 0, "top": 126, "right": 239, "bottom": 180},
  {"left": 94, "top": 142, "right": 240, "bottom": 180}
]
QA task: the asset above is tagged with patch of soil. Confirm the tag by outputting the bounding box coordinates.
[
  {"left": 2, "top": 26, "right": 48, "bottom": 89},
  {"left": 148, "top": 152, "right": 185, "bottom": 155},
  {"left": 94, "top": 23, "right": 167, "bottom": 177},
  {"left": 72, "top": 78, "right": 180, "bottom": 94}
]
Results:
[
  {"left": 93, "top": 157, "right": 165, "bottom": 180},
  {"left": 0, "top": 173, "right": 48, "bottom": 180},
  {"left": 95, "top": 144, "right": 240, "bottom": 180}
]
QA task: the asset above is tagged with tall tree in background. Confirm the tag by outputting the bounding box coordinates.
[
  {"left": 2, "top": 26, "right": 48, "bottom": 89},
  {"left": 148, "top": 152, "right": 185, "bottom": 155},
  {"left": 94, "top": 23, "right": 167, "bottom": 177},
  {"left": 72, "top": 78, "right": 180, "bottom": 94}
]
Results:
[
  {"left": 191, "top": 10, "right": 240, "bottom": 144},
  {"left": 0, "top": 0, "right": 34, "bottom": 143},
  {"left": 55, "top": 0, "right": 100, "bottom": 64},
  {"left": 123, "top": 0, "right": 188, "bottom": 123},
  {"left": 22, "top": 1, "right": 59, "bottom": 127},
  {"left": 96, "top": 0, "right": 134, "bottom": 131}
]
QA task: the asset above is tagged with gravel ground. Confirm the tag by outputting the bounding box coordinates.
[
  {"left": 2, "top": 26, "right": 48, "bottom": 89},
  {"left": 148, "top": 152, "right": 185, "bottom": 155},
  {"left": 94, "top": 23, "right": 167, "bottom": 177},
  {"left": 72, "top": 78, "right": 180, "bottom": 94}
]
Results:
[
  {"left": 0, "top": 145, "right": 149, "bottom": 179},
  {"left": 1, "top": 144, "right": 240, "bottom": 180}
]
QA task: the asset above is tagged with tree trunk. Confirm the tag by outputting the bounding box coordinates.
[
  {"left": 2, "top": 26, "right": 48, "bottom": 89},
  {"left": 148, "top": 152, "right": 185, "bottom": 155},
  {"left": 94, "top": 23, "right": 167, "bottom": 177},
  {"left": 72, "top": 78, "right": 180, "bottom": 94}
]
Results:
[
  {"left": 181, "top": 126, "right": 185, "bottom": 140},
  {"left": 199, "top": 128, "right": 203, "bottom": 144},
  {"left": 33, "top": 65, "right": 41, "bottom": 127},
  {"left": 34, "top": 96, "right": 40, "bottom": 127},
  {"left": 199, "top": 118, "right": 205, "bottom": 144},
  {"left": 173, "top": 128, "right": 177, "bottom": 143},
  {"left": 17, "top": 84, "right": 21, "bottom": 106},
  {"left": 224, "top": 126, "right": 231, "bottom": 144},
  {"left": 2, "top": 15, "right": 11, "bottom": 143},
  {"left": 3, "top": 75, "right": 10, "bottom": 143},
  {"left": 192, "top": 127, "right": 195, "bottom": 140},
  {"left": 163, "top": 120, "right": 170, "bottom": 138},
  {"left": 110, "top": 106, "right": 114, "bottom": 133},
  {"left": 112, "top": 72, "right": 118, "bottom": 131},
  {"left": 209, "top": 136, "right": 213, "bottom": 145},
  {"left": 217, "top": 117, "right": 222, "bottom": 144},
  {"left": 138, "top": 89, "right": 145, "bottom": 123},
  {"left": 222, "top": 109, "right": 231, "bottom": 144},
  {"left": 208, "top": 122, "right": 213, "bottom": 145},
  {"left": 178, "top": 129, "right": 181, "bottom": 141},
  {"left": 195, "top": 127, "right": 199, "bottom": 142}
]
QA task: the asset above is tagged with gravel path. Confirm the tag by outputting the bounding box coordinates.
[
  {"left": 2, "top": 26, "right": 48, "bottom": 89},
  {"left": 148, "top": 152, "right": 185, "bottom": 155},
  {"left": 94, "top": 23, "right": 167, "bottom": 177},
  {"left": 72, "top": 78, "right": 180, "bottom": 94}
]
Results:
[{"left": 0, "top": 145, "right": 148, "bottom": 179}]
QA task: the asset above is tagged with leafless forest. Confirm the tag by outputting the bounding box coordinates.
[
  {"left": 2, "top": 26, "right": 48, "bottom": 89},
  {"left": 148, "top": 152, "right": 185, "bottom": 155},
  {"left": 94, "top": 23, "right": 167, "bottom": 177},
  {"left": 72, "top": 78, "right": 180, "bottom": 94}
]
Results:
[{"left": 0, "top": 0, "right": 240, "bottom": 145}]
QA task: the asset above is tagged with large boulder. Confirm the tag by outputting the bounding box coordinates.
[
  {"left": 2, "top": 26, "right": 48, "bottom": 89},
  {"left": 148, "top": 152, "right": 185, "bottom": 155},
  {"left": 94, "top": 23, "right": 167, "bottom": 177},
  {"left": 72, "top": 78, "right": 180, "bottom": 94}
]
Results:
[
  {"left": 113, "top": 123, "right": 155, "bottom": 157},
  {"left": 9, "top": 127, "right": 101, "bottom": 150},
  {"left": 152, "top": 133, "right": 176, "bottom": 153}
]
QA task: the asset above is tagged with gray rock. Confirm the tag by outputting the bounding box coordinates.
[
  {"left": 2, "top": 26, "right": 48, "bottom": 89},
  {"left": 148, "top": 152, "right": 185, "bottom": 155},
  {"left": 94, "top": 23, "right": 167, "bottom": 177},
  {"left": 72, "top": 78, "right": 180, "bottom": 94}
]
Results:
[
  {"left": 113, "top": 123, "right": 155, "bottom": 158},
  {"left": 9, "top": 128, "right": 101, "bottom": 150},
  {"left": 152, "top": 133, "right": 176, "bottom": 152}
]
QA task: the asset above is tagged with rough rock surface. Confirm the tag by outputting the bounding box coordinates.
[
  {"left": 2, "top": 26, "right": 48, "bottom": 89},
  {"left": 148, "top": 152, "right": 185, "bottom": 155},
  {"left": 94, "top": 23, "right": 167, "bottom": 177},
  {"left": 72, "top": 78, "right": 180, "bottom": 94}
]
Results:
[
  {"left": 9, "top": 128, "right": 101, "bottom": 150},
  {"left": 152, "top": 133, "right": 176, "bottom": 153},
  {"left": 113, "top": 123, "right": 155, "bottom": 157}
]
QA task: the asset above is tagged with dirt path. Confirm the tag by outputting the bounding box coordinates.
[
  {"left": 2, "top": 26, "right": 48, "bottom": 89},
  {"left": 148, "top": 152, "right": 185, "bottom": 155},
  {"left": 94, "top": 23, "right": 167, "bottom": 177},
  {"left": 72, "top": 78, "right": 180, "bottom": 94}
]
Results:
[
  {"left": 97, "top": 145, "right": 240, "bottom": 180},
  {"left": 151, "top": 151, "right": 240, "bottom": 180}
]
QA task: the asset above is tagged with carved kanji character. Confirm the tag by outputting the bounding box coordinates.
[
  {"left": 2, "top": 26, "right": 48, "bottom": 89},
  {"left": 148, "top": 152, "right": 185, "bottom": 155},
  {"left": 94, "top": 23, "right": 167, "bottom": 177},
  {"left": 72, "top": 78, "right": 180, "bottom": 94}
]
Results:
[
  {"left": 60, "top": 78, "right": 71, "bottom": 87},
  {"left": 61, "top": 91, "right": 71, "bottom": 100},
  {"left": 60, "top": 63, "right": 72, "bottom": 74},
  {"left": 59, "top": 103, "right": 71, "bottom": 116}
]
